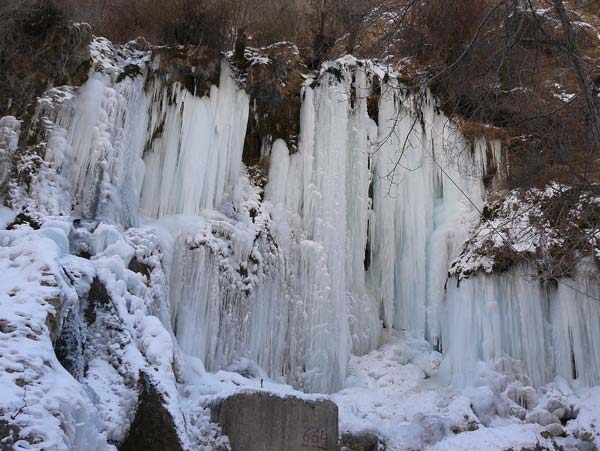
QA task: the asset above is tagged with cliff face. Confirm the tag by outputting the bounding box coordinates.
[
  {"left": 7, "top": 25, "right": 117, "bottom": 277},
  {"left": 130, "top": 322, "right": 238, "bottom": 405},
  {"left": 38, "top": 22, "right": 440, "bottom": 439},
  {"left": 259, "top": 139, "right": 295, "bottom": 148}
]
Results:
[
  {"left": 0, "top": 22, "right": 92, "bottom": 120},
  {"left": 1, "top": 33, "right": 599, "bottom": 451}
]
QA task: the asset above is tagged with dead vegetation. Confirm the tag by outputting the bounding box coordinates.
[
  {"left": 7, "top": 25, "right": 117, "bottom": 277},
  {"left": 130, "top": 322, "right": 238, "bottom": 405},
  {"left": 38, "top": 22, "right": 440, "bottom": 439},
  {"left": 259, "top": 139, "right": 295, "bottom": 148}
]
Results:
[
  {"left": 389, "top": 1, "right": 600, "bottom": 191},
  {"left": 0, "top": 1, "right": 91, "bottom": 118}
]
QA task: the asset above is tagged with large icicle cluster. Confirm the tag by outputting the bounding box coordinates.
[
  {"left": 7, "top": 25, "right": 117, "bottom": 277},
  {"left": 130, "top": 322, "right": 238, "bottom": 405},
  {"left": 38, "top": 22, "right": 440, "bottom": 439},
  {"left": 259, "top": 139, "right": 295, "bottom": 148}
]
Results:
[
  {"left": 445, "top": 185, "right": 600, "bottom": 388},
  {"left": 197, "top": 58, "right": 503, "bottom": 392},
  {"left": 26, "top": 40, "right": 150, "bottom": 227},
  {"left": 3, "top": 36, "right": 600, "bottom": 451},
  {"left": 140, "top": 61, "right": 249, "bottom": 218},
  {"left": 443, "top": 264, "right": 600, "bottom": 388},
  {"left": 368, "top": 79, "right": 497, "bottom": 348}
]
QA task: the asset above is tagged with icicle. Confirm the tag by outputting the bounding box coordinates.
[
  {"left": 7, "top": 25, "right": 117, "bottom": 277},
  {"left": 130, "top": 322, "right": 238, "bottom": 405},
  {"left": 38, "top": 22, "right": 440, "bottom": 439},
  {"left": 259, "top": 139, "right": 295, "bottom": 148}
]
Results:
[
  {"left": 139, "top": 61, "right": 249, "bottom": 218},
  {"left": 441, "top": 264, "right": 600, "bottom": 387},
  {"left": 40, "top": 72, "right": 148, "bottom": 227},
  {"left": 0, "top": 116, "right": 20, "bottom": 199},
  {"left": 345, "top": 67, "right": 380, "bottom": 354}
]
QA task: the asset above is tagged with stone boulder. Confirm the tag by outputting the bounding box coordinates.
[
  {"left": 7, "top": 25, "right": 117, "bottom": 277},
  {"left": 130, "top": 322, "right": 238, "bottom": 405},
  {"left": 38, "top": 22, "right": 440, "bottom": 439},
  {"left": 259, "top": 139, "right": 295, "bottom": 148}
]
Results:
[
  {"left": 340, "top": 431, "right": 385, "bottom": 451},
  {"left": 119, "top": 373, "right": 184, "bottom": 451},
  {"left": 210, "top": 391, "right": 338, "bottom": 451}
]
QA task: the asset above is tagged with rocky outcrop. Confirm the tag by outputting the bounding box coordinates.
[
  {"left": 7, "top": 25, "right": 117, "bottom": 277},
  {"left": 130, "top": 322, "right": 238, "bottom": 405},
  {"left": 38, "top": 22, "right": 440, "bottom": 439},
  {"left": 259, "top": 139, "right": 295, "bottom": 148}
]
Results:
[
  {"left": 147, "top": 44, "right": 221, "bottom": 97},
  {"left": 210, "top": 391, "right": 339, "bottom": 451},
  {"left": 119, "top": 372, "right": 184, "bottom": 451},
  {"left": 0, "top": 419, "right": 20, "bottom": 448},
  {"left": 0, "top": 19, "right": 91, "bottom": 120},
  {"left": 340, "top": 431, "right": 386, "bottom": 451},
  {"left": 236, "top": 43, "right": 307, "bottom": 166},
  {"left": 84, "top": 277, "right": 111, "bottom": 326},
  {"left": 54, "top": 307, "right": 84, "bottom": 380}
]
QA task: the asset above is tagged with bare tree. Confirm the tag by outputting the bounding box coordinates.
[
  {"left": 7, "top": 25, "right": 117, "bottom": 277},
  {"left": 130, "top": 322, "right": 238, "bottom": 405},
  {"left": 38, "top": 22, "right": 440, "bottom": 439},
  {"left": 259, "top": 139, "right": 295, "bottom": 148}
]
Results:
[{"left": 381, "top": 0, "right": 600, "bottom": 280}]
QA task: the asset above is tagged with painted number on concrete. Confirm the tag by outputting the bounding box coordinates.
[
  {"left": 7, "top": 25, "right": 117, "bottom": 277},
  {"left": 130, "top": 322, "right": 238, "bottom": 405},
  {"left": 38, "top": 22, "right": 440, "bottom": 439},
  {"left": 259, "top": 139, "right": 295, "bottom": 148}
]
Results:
[{"left": 302, "top": 428, "right": 328, "bottom": 450}]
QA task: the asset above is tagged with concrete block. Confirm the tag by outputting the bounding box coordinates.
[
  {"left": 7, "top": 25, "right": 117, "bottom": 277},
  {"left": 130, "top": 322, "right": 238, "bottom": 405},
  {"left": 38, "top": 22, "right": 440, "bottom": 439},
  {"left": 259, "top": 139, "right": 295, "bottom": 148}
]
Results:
[{"left": 211, "top": 391, "right": 339, "bottom": 451}]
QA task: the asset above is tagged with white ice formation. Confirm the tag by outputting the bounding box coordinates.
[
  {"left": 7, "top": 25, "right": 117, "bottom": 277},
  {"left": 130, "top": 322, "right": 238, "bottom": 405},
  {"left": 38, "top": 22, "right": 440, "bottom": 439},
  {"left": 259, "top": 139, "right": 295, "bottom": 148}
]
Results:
[{"left": 5, "top": 37, "right": 600, "bottom": 405}]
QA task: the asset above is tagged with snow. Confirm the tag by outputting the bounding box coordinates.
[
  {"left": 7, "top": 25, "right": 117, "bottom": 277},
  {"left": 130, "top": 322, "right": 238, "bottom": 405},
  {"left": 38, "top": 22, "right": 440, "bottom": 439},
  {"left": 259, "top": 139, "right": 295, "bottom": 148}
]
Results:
[
  {"left": 0, "top": 224, "right": 113, "bottom": 451},
  {"left": 0, "top": 214, "right": 192, "bottom": 449},
  {"left": 333, "top": 334, "right": 478, "bottom": 451},
  {"left": 0, "top": 205, "right": 16, "bottom": 229},
  {"left": 565, "top": 386, "right": 600, "bottom": 448},
  {"left": 331, "top": 333, "right": 600, "bottom": 451},
  {"left": 428, "top": 423, "right": 550, "bottom": 451}
]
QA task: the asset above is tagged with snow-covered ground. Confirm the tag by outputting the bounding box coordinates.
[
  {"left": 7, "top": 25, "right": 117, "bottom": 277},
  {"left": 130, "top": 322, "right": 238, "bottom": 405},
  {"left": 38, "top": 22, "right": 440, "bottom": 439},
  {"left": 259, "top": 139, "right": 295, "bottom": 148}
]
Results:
[
  {"left": 175, "top": 330, "right": 600, "bottom": 451},
  {"left": 1, "top": 208, "right": 599, "bottom": 450},
  {"left": 333, "top": 334, "right": 600, "bottom": 451},
  {"left": 0, "top": 219, "right": 113, "bottom": 450}
]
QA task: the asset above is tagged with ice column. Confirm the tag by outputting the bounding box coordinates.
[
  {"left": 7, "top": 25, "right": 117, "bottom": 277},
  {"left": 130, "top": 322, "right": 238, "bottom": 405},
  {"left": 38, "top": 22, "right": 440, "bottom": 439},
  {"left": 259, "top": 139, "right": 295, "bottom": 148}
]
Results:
[
  {"left": 369, "top": 86, "right": 489, "bottom": 347},
  {"left": 345, "top": 67, "right": 381, "bottom": 355},
  {"left": 442, "top": 264, "right": 600, "bottom": 387},
  {"left": 140, "top": 61, "right": 249, "bottom": 218},
  {"left": 42, "top": 72, "right": 149, "bottom": 227},
  {"left": 269, "top": 70, "right": 354, "bottom": 392}
]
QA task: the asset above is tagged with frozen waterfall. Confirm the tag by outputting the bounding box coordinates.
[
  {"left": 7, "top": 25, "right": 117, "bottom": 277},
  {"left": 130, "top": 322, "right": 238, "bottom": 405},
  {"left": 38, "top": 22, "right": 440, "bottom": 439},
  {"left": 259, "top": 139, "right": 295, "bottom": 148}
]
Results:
[
  {"left": 140, "top": 61, "right": 249, "bottom": 218},
  {"left": 31, "top": 44, "right": 600, "bottom": 394},
  {"left": 442, "top": 264, "right": 600, "bottom": 388}
]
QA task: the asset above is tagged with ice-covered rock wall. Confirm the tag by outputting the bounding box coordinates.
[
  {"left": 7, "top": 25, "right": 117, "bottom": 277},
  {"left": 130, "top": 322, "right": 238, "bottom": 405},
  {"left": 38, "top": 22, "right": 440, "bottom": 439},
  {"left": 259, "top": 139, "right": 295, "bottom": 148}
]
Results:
[
  {"left": 442, "top": 264, "right": 600, "bottom": 388},
  {"left": 11, "top": 36, "right": 599, "bottom": 398},
  {"left": 25, "top": 48, "right": 502, "bottom": 393},
  {"left": 140, "top": 61, "right": 249, "bottom": 218}
]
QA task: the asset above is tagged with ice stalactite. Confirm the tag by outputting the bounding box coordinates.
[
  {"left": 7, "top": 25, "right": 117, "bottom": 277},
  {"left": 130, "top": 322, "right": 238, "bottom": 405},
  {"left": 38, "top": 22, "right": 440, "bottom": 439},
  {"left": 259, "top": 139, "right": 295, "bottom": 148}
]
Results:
[
  {"left": 345, "top": 68, "right": 381, "bottom": 356},
  {"left": 0, "top": 116, "right": 20, "bottom": 200},
  {"left": 140, "top": 61, "right": 250, "bottom": 218},
  {"left": 79, "top": 50, "right": 575, "bottom": 395},
  {"left": 442, "top": 264, "right": 600, "bottom": 388},
  {"left": 368, "top": 82, "right": 495, "bottom": 350},
  {"left": 259, "top": 64, "right": 381, "bottom": 391},
  {"left": 166, "top": 59, "right": 506, "bottom": 393},
  {"left": 38, "top": 70, "right": 149, "bottom": 227},
  {"left": 292, "top": 67, "right": 353, "bottom": 392}
]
